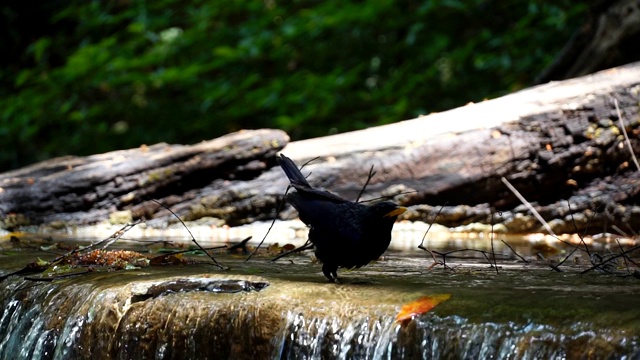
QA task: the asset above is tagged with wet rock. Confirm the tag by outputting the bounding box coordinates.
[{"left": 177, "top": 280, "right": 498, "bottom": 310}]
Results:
[{"left": 130, "top": 278, "right": 269, "bottom": 302}]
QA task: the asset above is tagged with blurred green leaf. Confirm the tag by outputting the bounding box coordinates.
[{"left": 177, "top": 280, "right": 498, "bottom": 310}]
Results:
[{"left": 0, "top": 0, "right": 587, "bottom": 171}]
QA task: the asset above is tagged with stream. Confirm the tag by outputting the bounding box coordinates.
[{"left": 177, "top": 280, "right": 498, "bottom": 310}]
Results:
[{"left": 0, "top": 224, "right": 639, "bottom": 359}]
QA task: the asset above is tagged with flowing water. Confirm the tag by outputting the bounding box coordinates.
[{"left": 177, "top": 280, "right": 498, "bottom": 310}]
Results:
[{"left": 0, "top": 226, "right": 639, "bottom": 359}]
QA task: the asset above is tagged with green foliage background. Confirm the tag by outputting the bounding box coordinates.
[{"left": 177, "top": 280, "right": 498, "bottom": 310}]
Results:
[{"left": 1, "top": 0, "right": 586, "bottom": 171}]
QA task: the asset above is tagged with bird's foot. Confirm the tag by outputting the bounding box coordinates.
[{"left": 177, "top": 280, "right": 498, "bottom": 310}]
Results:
[{"left": 323, "top": 265, "right": 339, "bottom": 283}]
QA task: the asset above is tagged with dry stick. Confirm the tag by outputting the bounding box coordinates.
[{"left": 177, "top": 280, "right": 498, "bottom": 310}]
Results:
[
  {"left": 569, "top": 202, "right": 592, "bottom": 257},
  {"left": 358, "top": 190, "right": 419, "bottom": 204},
  {"left": 418, "top": 203, "right": 447, "bottom": 250},
  {"left": 580, "top": 244, "right": 640, "bottom": 274},
  {"left": 501, "top": 177, "right": 556, "bottom": 238},
  {"left": 554, "top": 203, "right": 600, "bottom": 270},
  {"left": 432, "top": 249, "right": 508, "bottom": 270},
  {"left": 615, "top": 239, "right": 631, "bottom": 273},
  {"left": 151, "top": 199, "right": 224, "bottom": 269},
  {"left": 52, "top": 220, "right": 142, "bottom": 264},
  {"left": 501, "top": 177, "right": 574, "bottom": 272},
  {"left": 247, "top": 157, "right": 319, "bottom": 261},
  {"left": 418, "top": 204, "right": 448, "bottom": 268},
  {"left": 271, "top": 240, "right": 314, "bottom": 262},
  {"left": 24, "top": 269, "right": 92, "bottom": 282},
  {"left": 611, "top": 225, "right": 630, "bottom": 238},
  {"left": 617, "top": 238, "right": 640, "bottom": 269},
  {"left": 153, "top": 245, "right": 229, "bottom": 257},
  {"left": 490, "top": 212, "right": 499, "bottom": 274},
  {"left": 8, "top": 222, "right": 143, "bottom": 284},
  {"left": 246, "top": 185, "right": 291, "bottom": 261},
  {"left": 614, "top": 98, "right": 640, "bottom": 171},
  {"left": 355, "top": 165, "right": 376, "bottom": 203},
  {"left": 501, "top": 240, "right": 530, "bottom": 263}
]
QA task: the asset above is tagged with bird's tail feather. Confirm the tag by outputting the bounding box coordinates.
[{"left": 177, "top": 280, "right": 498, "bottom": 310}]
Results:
[{"left": 277, "top": 154, "right": 311, "bottom": 188}]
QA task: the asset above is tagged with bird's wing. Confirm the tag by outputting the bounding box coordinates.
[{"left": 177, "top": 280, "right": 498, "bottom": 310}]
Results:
[
  {"left": 288, "top": 183, "right": 349, "bottom": 203},
  {"left": 288, "top": 193, "right": 363, "bottom": 244}
]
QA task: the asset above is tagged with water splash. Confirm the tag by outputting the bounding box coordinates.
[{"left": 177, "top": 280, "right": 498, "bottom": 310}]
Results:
[
  {"left": 1, "top": 272, "right": 639, "bottom": 359},
  {"left": 276, "top": 312, "right": 640, "bottom": 359}
]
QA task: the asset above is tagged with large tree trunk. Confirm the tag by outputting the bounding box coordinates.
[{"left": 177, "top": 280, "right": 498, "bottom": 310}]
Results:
[
  {"left": 536, "top": 0, "right": 640, "bottom": 83},
  {"left": 1, "top": 63, "right": 639, "bottom": 234}
]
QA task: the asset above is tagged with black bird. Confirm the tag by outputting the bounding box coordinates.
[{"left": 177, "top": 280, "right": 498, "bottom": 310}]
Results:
[{"left": 276, "top": 154, "right": 407, "bottom": 282}]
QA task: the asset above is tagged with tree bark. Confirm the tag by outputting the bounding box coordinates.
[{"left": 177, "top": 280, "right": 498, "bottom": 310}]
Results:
[
  {"left": 0, "top": 129, "right": 289, "bottom": 228},
  {"left": 536, "top": 0, "right": 640, "bottom": 83}
]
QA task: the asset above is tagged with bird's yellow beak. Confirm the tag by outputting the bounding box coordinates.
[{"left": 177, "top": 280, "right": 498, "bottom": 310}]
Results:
[{"left": 384, "top": 206, "right": 407, "bottom": 218}]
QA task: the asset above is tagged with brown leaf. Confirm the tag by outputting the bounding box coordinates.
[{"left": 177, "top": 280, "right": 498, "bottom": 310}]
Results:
[{"left": 396, "top": 294, "right": 451, "bottom": 325}]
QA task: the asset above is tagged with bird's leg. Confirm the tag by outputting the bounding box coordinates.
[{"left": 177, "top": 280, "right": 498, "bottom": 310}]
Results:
[
  {"left": 332, "top": 270, "right": 340, "bottom": 284},
  {"left": 322, "top": 263, "right": 338, "bottom": 283}
]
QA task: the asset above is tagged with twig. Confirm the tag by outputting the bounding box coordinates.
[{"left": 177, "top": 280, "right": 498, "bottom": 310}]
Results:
[
  {"left": 501, "top": 240, "right": 530, "bottom": 263},
  {"left": 418, "top": 203, "right": 447, "bottom": 250},
  {"left": 355, "top": 165, "right": 376, "bottom": 203},
  {"left": 152, "top": 245, "right": 228, "bottom": 258},
  {"left": 247, "top": 157, "right": 318, "bottom": 261},
  {"left": 569, "top": 202, "right": 592, "bottom": 257},
  {"left": 501, "top": 177, "right": 556, "bottom": 237},
  {"left": 52, "top": 221, "right": 142, "bottom": 264},
  {"left": 614, "top": 98, "right": 640, "bottom": 171},
  {"left": 431, "top": 248, "right": 509, "bottom": 270},
  {"left": 611, "top": 225, "right": 629, "bottom": 237},
  {"left": 24, "top": 269, "right": 92, "bottom": 282},
  {"left": 554, "top": 203, "right": 599, "bottom": 269},
  {"left": 490, "top": 211, "right": 498, "bottom": 274},
  {"left": 616, "top": 239, "right": 630, "bottom": 273},
  {"left": 271, "top": 240, "right": 314, "bottom": 262},
  {"left": 358, "top": 190, "right": 419, "bottom": 204},
  {"left": 245, "top": 187, "right": 290, "bottom": 261},
  {"left": 580, "top": 244, "right": 640, "bottom": 274},
  {"left": 616, "top": 238, "right": 640, "bottom": 269},
  {"left": 151, "top": 199, "right": 224, "bottom": 269}
]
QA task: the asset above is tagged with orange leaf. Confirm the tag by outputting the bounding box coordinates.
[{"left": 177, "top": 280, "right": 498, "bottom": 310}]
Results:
[{"left": 396, "top": 294, "right": 451, "bottom": 325}]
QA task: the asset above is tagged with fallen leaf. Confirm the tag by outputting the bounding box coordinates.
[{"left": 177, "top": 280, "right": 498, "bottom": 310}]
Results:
[{"left": 396, "top": 294, "right": 451, "bottom": 325}]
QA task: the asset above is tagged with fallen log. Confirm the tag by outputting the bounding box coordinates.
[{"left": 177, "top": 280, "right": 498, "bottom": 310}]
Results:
[
  {"left": 1, "top": 62, "right": 639, "bottom": 234},
  {"left": 0, "top": 129, "right": 288, "bottom": 228}
]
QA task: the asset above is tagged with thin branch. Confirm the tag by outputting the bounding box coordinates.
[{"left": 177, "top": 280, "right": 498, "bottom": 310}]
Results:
[
  {"left": 246, "top": 186, "right": 291, "bottom": 261},
  {"left": 151, "top": 199, "right": 224, "bottom": 269},
  {"left": 358, "top": 190, "right": 419, "bottom": 204},
  {"left": 501, "top": 240, "right": 530, "bottom": 263},
  {"left": 52, "top": 221, "right": 142, "bottom": 264},
  {"left": 431, "top": 248, "right": 509, "bottom": 269},
  {"left": 490, "top": 211, "right": 498, "bottom": 274},
  {"left": 554, "top": 204, "right": 600, "bottom": 269},
  {"left": 271, "top": 240, "right": 314, "bottom": 262},
  {"left": 580, "top": 244, "right": 640, "bottom": 274},
  {"left": 614, "top": 97, "right": 640, "bottom": 171},
  {"left": 24, "top": 269, "right": 92, "bottom": 282},
  {"left": 616, "top": 238, "right": 640, "bottom": 269},
  {"left": 355, "top": 165, "right": 376, "bottom": 203},
  {"left": 569, "top": 202, "right": 591, "bottom": 257},
  {"left": 418, "top": 203, "right": 447, "bottom": 250},
  {"left": 501, "top": 177, "right": 556, "bottom": 237},
  {"left": 611, "top": 225, "right": 629, "bottom": 238},
  {"left": 616, "top": 239, "right": 630, "bottom": 273},
  {"left": 247, "top": 157, "right": 318, "bottom": 261}
]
